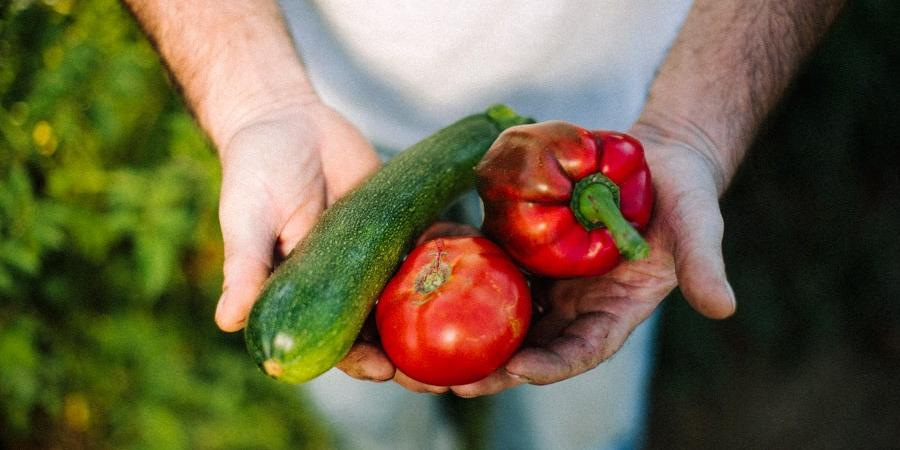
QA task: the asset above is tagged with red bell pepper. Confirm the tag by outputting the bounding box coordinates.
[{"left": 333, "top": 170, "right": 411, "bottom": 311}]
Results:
[{"left": 475, "top": 121, "right": 653, "bottom": 278}]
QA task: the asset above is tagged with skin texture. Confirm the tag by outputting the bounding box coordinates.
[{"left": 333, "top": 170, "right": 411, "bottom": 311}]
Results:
[{"left": 125, "top": 0, "right": 846, "bottom": 394}]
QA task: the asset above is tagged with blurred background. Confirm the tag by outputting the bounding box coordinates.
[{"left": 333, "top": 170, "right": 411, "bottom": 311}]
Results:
[
  {"left": 647, "top": 1, "right": 900, "bottom": 447},
  {"left": 1, "top": 0, "right": 898, "bottom": 449}
]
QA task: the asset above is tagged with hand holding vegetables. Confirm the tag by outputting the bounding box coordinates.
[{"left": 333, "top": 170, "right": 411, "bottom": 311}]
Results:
[
  {"left": 235, "top": 104, "right": 736, "bottom": 394},
  {"left": 346, "top": 120, "right": 737, "bottom": 397},
  {"left": 243, "top": 106, "right": 531, "bottom": 384},
  {"left": 438, "top": 121, "right": 737, "bottom": 396},
  {"left": 215, "top": 101, "right": 381, "bottom": 332}
]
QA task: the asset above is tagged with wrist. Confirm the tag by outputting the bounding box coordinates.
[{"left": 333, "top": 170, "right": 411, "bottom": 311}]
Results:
[
  {"left": 630, "top": 108, "right": 733, "bottom": 194},
  {"left": 189, "top": 34, "right": 318, "bottom": 150},
  {"left": 212, "top": 92, "right": 330, "bottom": 168},
  {"left": 131, "top": 0, "right": 317, "bottom": 150},
  {"left": 209, "top": 85, "right": 320, "bottom": 154}
]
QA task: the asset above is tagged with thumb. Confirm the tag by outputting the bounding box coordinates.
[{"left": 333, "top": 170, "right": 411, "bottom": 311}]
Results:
[
  {"left": 215, "top": 184, "right": 277, "bottom": 332},
  {"left": 216, "top": 247, "right": 271, "bottom": 332},
  {"left": 669, "top": 186, "right": 736, "bottom": 319}
]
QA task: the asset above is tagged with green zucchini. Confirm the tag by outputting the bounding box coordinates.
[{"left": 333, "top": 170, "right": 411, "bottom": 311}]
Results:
[{"left": 245, "top": 105, "right": 532, "bottom": 383}]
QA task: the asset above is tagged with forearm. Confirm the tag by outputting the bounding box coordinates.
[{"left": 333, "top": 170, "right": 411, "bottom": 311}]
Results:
[
  {"left": 637, "top": 0, "right": 845, "bottom": 191},
  {"left": 123, "top": 0, "right": 314, "bottom": 149}
]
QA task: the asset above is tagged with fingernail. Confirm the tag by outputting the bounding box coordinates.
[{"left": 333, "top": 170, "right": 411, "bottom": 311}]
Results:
[
  {"left": 727, "top": 282, "right": 737, "bottom": 314},
  {"left": 215, "top": 293, "right": 233, "bottom": 329},
  {"left": 216, "top": 293, "right": 227, "bottom": 314},
  {"left": 506, "top": 371, "right": 531, "bottom": 383},
  {"left": 454, "top": 391, "right": 481, "bottom": 399}
]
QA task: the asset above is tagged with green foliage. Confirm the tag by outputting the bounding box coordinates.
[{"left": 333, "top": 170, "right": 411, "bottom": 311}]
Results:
[{"left": 0, "top": 1, "right": 332, "bottom": 448}]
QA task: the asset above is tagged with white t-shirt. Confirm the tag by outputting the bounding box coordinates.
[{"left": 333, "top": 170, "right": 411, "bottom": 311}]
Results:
[{"left": 281, "top": 0, "right": 693, "bottom": 152}]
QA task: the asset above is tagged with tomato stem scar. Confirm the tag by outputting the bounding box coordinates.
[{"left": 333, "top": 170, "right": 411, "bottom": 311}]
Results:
[{"left": 414, "top": 239, "right": 451, "bottom": 297}]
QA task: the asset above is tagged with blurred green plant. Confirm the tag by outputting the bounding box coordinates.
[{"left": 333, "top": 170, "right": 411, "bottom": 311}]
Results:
[{"left": 0, "top": 1, "right": 331, "bottom": 448}]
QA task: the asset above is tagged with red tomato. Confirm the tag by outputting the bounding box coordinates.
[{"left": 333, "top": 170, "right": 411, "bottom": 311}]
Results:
[{"left": 376, "top": 236, "right": 532, "bottom": 386}]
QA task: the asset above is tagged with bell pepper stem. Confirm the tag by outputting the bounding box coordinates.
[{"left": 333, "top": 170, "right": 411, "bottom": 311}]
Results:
[{"left": 571, "top": 174, "right": 650, "bottom": 260}]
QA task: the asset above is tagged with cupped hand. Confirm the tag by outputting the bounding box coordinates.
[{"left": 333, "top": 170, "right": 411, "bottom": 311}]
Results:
[
  {"left": 215, "top": 101, "right": 381, "bottom": 332},
  {"left": 451, "top": 120, "right": 737, "bottom": 396},
  {"left": 335, "top": 120, "right": 737, "bottom": 397}
]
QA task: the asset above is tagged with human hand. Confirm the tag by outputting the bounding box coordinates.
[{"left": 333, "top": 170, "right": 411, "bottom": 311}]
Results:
[
  {"left": 214, "top": 100, "right": 381, "bottom": 332},
  {"left": 447, "top": 118, "right": 737, "bottom": 396},
  {"left": 335, "top": 119, "right": 737, "bottom": 396}
]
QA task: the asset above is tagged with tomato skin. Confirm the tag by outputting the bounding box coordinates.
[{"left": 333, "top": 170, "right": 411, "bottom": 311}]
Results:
[{"left": 376, "top": 236, "right": 532, "bottom": 386}]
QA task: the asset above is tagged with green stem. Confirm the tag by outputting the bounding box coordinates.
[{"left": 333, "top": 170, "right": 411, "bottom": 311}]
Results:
[{"left": 571, "top": 173, "right": 650, "bottom": 260}]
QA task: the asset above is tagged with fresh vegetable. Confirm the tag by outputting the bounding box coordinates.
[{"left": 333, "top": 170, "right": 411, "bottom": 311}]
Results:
[
  {"left": 376, "top": 236, "right": 532, "bottom": 386},
  {"left": 475, "top": 121, "right": 653, "bottom": 278},
  {"left": 244, "top": 105, "right": 532, "bottom": 384}
]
